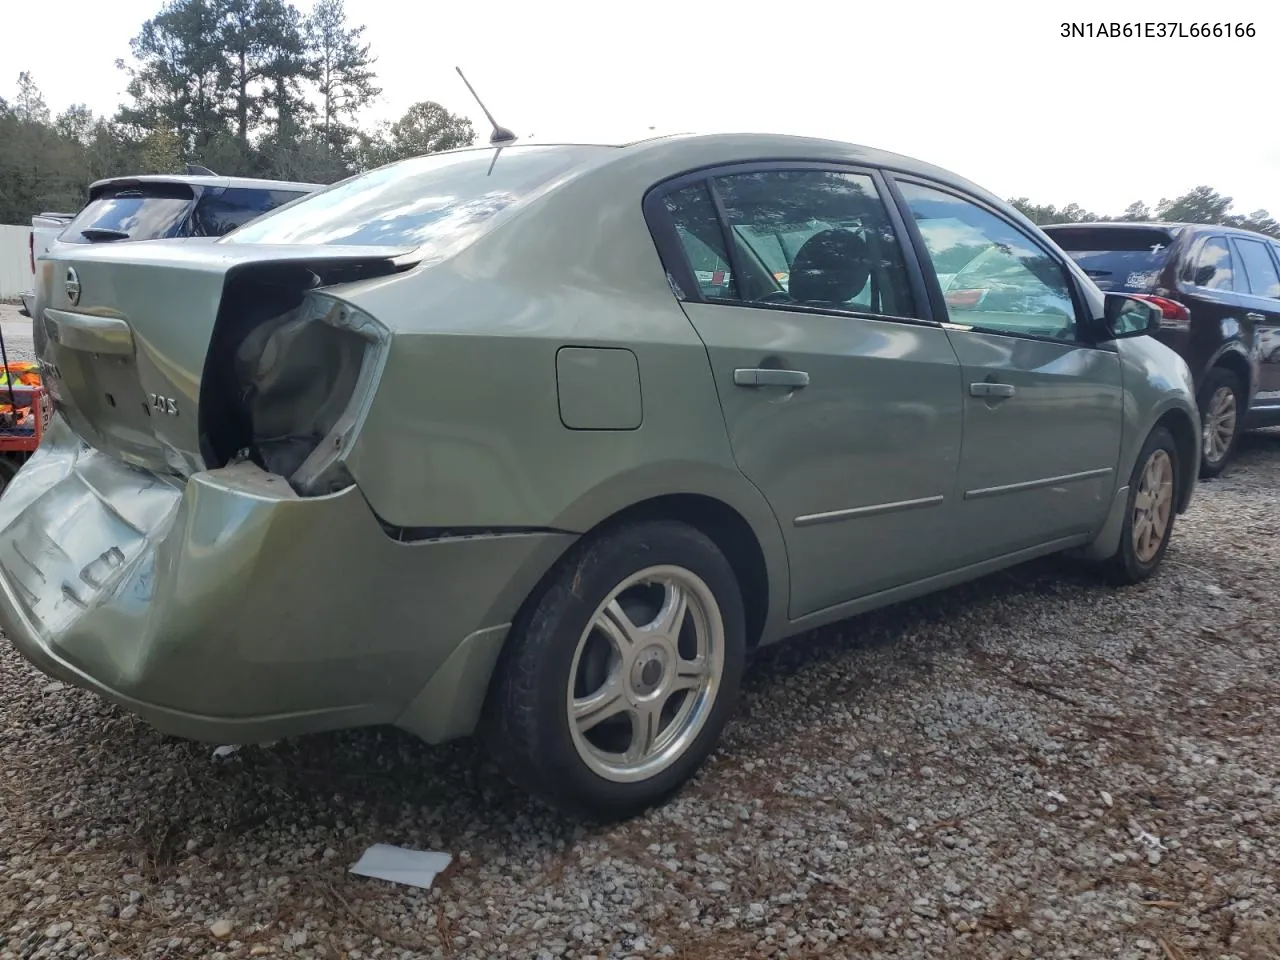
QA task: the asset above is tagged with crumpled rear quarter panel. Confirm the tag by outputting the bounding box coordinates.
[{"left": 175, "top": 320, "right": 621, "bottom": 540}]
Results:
[{"left": 0, "top": 417, "right": 572, "bottom": 742}]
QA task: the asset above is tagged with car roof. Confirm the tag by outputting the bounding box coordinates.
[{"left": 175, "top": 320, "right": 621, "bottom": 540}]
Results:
[
  {"left": 1044, "top": 220, "right": 1279, "bottom": 242},
  {"left": 625, "top": 131, "right": 980, "bottom": 176},
  {"left": 214, "top": 134, "right": 1054, "bottom": 263},
  {"left": 88, "top": 173, "right": 325, "bottom": 193},
  {"left": 408, "top": 132, "right": 1020, "bottom": 214},
  {"left": 1043, "top": 221, "right": 1186, "bottom": 234}
]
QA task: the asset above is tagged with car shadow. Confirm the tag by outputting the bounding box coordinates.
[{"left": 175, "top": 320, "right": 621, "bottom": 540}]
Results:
[{"left": 1239, "top": 426, "right": 1280, "bottom": 459}]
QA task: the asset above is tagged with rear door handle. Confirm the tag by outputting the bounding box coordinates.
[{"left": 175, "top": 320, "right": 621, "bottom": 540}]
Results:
[
  {"left": 970, "top": 381, "right": 1016, "bottom": 398},
  {"left": 1246, "top": 312, "right": 1266, "bottom": 322},
  {"left": 734, "top": 368, "right": 810, "bottom": 388}
]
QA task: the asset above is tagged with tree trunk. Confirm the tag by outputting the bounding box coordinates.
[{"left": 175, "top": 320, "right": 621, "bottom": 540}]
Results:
[
  {"left": 323, "top": 60, "right": 333, "bottom": 146},
  {"left": 237, "top": 51, "right": 249, "bottom": 144}
]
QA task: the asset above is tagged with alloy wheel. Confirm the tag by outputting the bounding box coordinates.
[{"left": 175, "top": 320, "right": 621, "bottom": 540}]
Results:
[
  {"left": 566, "top": 565, "right": 725, "bottom": 784},
  {"left": 1202, "top": 385, "right": 1237, "bottom": 464},
  {"left": 1132, "top": 448, "right": 1174, "bottom": 564}
]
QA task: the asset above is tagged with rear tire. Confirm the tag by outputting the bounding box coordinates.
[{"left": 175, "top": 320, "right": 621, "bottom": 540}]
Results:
[
  {"left": 489, "top": 520, "right": 746, "bottom": 821},
  {"left": 1100, "top": 425, "right": 1179, "bottom": 585},
  {"left": 1197, "top": 367, "right": 1242, "bottom": 479}
]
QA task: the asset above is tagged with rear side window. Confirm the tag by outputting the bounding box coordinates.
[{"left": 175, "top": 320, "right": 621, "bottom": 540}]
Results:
[
  {"left": 223, "top": 145, "right": 609, "bottom": 249},
  {"left": 191, "top": 187, "right": 311, "bottom": 236},
  {"left": 1043, "top": 226, "right": 1175, "bottom": 293},
  {"left": 1188, "top": 237, "right": 1239, "bottom": 291},
  {"left": 663, "top": 169, "right": 916, "bottom": 318},
  {"left": 1231, "top": 237, "right": 1280, "bottom": 298},
  {"left": 60, "top": 183, "right": 195, "bottom": 245},
  {"left": 664, "top": 185, "right": 737, "bottom": 299}
]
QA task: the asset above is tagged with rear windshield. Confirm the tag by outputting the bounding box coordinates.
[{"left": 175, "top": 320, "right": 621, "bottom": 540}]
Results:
[
  {"left": 60, "top": 183, "right": 195, "bottom": 245},
  {"left": 1044, "top": 226, "right": 1176, "bottom": 293},
  {"left": 222, "top": 145, "right": 609, "bottom": 249}
]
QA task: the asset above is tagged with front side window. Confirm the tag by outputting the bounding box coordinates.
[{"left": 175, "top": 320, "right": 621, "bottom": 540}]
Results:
[
  {"left": 664, "top": 169, "right": 916, "bottom": 318},
  {"left": 1231, "top": 237, "right": 1280, "bottom": 298},
  {"left": 1190, "top": 237, "right": 1238, "bottom": 291},
  {"left": 899, "top": 181, "right": 1078, "bottom": 342}
]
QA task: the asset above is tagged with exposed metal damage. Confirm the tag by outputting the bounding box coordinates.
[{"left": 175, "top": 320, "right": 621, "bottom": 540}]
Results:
[
  {"left": 231, "top": 294, "right": 388, "bottom": 496},
  {"left": 196, "top": 257, "right": 406, "bottom": 498}
]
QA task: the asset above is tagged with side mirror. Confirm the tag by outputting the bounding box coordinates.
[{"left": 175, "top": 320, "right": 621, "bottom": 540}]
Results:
[{"left": 1102, "top": 292, "right": 1162, "bottom": 339}]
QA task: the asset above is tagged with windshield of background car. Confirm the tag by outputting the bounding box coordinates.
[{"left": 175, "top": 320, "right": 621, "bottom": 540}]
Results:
[
  {"left": 222, "top": 145, "right": 611, "bottom": 249},
  {"left": 1042, "top": 226, "right": 1175, "bottom": 292},
  {"left": 60, "top": 182, "right": 195, "bottom": 244}
]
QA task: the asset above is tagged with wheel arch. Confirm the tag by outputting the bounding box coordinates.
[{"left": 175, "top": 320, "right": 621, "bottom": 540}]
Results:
[
  {"left": 573, "top": 492, "right": 775, "bottom": 650},
  {"left": 1206, "top": 345, "right": 1254, "bottom": 412},
  {"left": 1074, "top": 401, "right": 1198, "bottom": 564},
  {"left": 1152, "top": 406, "right": 1198, "bottom": 513},
  {"left": 513, "top": 461, "right": 791, "bottom": 650},
  {"left": 400, "top": 462, "right": 790, "bottom": 746},
  {"left": 449, "top": 482, "right": 786, "bottom": 747}
]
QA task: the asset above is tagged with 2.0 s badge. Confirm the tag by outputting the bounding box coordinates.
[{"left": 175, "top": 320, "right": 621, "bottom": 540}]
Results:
[{"left": 148, "top": 393, "right": 179, "bottom": 416}]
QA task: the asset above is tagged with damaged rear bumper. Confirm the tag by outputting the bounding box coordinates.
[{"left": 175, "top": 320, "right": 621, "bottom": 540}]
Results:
[{"left": 0, "top": 416, "right": 574, "bottom": 744}]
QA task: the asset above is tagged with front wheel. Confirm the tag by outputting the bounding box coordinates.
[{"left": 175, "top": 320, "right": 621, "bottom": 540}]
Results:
[
  {"left": 1101, "top": 425, "right": 1179, "bottom": 585},
  {"left": 489, "top": 520, "right": 746, "bottom": 820},
  {"left": 1198, "top": 367, "right": 1242, "bottom": 479}
]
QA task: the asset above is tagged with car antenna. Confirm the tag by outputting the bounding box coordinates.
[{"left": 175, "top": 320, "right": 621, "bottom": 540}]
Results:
[
  {"left": 455, "top": 67, "right": 517, "bottom": 146},
  {"left": 185, "top": 162, "right": 217, "bottom": 176}
]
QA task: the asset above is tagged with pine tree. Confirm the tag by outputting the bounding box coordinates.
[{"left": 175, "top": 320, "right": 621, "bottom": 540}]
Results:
[
  {"left": 117, "top": 0, "right": 228, "bottom": 156},
  {"left": 305, "top": 0, "right": 381, "bottom": 156}
]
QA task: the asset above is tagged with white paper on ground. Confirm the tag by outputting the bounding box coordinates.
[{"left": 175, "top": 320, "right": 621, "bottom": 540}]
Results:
[{"left": 349, "top": 844, "right": 453, "bottom": 889}]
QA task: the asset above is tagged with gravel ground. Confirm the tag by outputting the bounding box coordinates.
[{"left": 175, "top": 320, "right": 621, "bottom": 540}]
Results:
[
  {"left": 2, "top": 430, "right": 1278, "bottom": 960},
  {"left": 0, "top": 303, "right": 34, "bottom": 364}
]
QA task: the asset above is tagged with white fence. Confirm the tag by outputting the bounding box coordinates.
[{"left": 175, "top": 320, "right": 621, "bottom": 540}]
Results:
[{"left": 0, "top": 225, "right": 34, "bottom": 300}]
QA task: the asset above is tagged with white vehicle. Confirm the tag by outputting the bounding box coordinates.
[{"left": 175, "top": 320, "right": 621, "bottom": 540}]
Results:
[
  {"left": 19, "top": 169, "right": 323, "bottom": 316},
  {"left": 19, "top": 213, "right": 74, "bottom": 316}
]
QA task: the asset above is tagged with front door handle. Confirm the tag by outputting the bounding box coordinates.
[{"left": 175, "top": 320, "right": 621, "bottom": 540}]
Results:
[
  {"left": 970, "top": 381, "right": 1016, "bottom": 399},
  {"left": 1246, "top": 312, "right": 1266, "bottom": 323},
  {"left": 734, "top": 368, "right": 810, "bottom": 388}
]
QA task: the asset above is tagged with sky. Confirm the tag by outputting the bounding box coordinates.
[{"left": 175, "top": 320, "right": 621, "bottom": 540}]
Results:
[{"left": 7, "top": 0, "right": 1278, "bottom": 216}]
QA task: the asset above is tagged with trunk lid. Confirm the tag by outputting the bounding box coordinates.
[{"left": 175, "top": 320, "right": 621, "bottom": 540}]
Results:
[{"left": 34, "top": 240, "right": 413, "bottom": 476}]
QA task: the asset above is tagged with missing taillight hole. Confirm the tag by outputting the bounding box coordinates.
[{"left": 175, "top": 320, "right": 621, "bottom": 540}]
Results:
[
  {"left": 198, "top": 258, "right": 397, "bottom": 496},
  {"left": 233, "top": 305, "right": 370, "bottom": 485}
]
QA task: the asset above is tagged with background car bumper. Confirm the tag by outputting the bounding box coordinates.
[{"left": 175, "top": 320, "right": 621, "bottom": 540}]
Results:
[{"left": 0, "top": 417, "right": 574, "bottom": 744}]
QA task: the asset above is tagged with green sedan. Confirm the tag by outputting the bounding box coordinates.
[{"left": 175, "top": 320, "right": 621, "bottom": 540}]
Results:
[{"left": 0, "top": 133, "right": 1199, "bottom": 819}]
